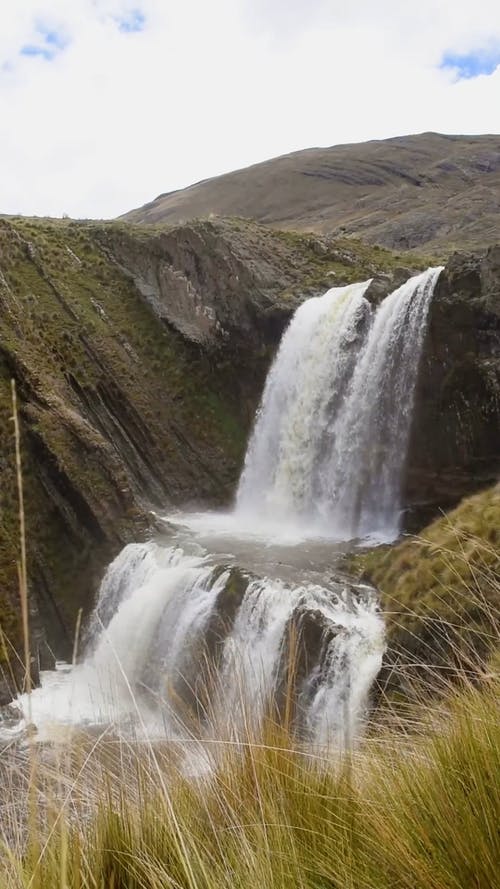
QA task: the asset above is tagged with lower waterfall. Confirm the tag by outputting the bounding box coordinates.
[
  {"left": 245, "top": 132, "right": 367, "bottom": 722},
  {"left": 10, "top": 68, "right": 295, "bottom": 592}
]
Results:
[
  {"left": 14, "top": 540, "right": 383, "bottom": 749},
  {"left": 3, "top": 266, "right": 443, "bottom": 752}
]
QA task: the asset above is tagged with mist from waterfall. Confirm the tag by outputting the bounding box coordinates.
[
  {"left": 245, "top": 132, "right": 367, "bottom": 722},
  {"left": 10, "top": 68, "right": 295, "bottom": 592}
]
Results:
[{"left": 237, "top": 267, "right": 443, "bottom": 541}]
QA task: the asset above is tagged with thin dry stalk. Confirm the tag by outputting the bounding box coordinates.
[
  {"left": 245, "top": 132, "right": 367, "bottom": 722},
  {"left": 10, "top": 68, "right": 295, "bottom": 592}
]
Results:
[{"left": 10, "top": 381, "right": 30, "bottom": 709}]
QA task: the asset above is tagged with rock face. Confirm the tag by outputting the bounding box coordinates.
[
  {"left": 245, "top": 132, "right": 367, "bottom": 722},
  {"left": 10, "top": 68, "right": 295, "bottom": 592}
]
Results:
[
  {"left": 123, "top": 132, "right": 500, "bottom": 254},
  {"left": 405, "top": 247, "right": 500, "bottom": 525},
  {"left": 97, "top": 220, "right": 418, "bottom": 351}
]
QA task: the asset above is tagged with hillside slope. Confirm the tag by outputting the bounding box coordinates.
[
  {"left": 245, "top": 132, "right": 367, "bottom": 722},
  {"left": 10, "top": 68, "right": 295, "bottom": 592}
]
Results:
[
  {"left": 123, "top": 132, "right": 500, "bottom": 253},
  {"left": 354, "top": 482, "right": 500, "bottom": 704}
]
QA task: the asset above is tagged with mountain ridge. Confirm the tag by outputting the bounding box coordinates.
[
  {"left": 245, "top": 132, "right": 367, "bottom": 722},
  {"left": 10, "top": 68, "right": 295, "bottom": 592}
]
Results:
[{"left": 123, "top": 132, "right": 500, "bottom": 253}]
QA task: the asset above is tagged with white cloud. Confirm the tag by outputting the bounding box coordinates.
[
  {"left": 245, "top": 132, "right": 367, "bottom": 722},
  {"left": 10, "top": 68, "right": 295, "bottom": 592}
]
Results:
[{"left": 1, "top": 0, "right": 500, "bottom": 218}]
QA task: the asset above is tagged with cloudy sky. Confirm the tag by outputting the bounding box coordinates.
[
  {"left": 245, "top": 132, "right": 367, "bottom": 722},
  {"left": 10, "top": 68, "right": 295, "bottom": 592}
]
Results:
[{"left": 2, "top": 0, "right": 500, "bottom": 219}]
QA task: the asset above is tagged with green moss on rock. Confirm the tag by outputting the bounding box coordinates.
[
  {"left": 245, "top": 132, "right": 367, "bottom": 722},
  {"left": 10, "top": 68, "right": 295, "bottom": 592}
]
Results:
[{"left": 0, "top": 217, "right": 251, "bottom": 679}]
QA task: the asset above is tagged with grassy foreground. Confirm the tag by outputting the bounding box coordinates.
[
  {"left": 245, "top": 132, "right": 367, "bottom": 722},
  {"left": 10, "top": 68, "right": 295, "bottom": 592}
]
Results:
[{"left": 0, "top": 673, "right": 498, "bottom": 889}]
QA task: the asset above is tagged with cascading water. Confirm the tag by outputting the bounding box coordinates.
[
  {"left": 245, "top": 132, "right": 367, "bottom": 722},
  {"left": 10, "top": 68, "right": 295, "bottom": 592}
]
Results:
[
  {"left": 236, "top": 281, "right": 373, "bottom": 526},
  {"left": 12, "top": 541, "right": 384, "bottom": 748},
  {"left": 3, "top": 266, "right": 443, "bottom": 752},
  {"left": 237, "top": 267, "right": 443, "bottom": 540}
]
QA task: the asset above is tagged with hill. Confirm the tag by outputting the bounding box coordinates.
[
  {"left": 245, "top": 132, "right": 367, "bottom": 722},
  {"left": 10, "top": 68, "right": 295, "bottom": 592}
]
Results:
[{"left": 123, "top": 132, "right": 500, "bottom": 253}]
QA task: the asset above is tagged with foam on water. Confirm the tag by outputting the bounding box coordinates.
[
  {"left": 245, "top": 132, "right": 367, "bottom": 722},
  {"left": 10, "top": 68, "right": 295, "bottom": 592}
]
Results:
[{"left": 9, "top": 539, "right": 384, "bottom": 748}]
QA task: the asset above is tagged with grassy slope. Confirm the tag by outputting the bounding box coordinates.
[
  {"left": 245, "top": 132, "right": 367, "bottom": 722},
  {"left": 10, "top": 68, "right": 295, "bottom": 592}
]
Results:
[{"left": 350, "top": 484, "right": 500, "bottom": 700}]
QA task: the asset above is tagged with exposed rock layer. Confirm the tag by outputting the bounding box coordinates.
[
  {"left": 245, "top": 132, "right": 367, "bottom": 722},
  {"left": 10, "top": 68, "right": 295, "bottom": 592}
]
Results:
[{"left": 405, "top": 247, "right": 500, "bottom": 524}]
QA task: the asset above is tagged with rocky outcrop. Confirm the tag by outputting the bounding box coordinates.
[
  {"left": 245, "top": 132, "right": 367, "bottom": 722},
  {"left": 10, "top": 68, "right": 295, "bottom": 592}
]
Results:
[
  {"left": 95, "top": 219, "right": 413, "bottom": 351},
  {"left": 405, "top": 247, "right": 500, "bottom": 526}
]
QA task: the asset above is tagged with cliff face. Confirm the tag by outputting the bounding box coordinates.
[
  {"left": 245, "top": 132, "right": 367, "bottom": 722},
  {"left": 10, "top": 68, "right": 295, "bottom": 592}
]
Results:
[
  {"left": 0, "top": 218, "right": 247, "bottom": 680},
  {"left": 0, "top": 215, "right": 405, "bottom": 698},
  {"left": 406, "top": 246, "right": 500, "bottom": 524}
]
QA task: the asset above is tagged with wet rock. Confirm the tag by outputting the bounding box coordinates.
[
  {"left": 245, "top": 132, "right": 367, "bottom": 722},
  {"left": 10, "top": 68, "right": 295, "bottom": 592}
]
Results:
[
  {"left": 405, "top": 247, "right": 500, "bottom": 526},
  {"left": 276, "top": 603, "right": 341, "bottom": 728},
  {"left": 364, "top": 267, "right": 416, "bottom": 306},
  {"left": 153, "top": 566, "right": 252, "bottom": 723},
  {"left": 203, "top": 566, "right": 251, "bottom": 659}
]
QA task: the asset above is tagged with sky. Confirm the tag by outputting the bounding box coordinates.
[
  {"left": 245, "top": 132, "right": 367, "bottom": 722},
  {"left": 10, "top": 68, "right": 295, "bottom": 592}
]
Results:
[{"left": 1, "top": 0, "right": 500, "bottom": 219}]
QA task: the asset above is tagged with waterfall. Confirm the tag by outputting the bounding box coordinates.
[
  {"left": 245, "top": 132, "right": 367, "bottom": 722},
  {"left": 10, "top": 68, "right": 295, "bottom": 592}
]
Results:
[
  {"left": 16, "top": 544, "right": 226, "bottom": 732},
  {"left": 5, "top": 266, "right": 443, "bottom": 752},
  {"left": 13, "top": 542, "right": 384, "bottom": 747},
  {"left": 237, "top": 267, "right": 443, "bottom": 540},
  {"left": 214, "top": 576, "right": 383, "bottom": 747},
  {"left": 236, "top": 281, "right": 372, "bottom": 525}
]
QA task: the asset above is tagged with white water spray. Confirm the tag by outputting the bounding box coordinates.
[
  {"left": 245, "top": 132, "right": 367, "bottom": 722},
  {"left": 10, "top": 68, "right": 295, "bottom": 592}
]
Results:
[{"left": 13, "top": 543, "right": 383, "bottom": 747}]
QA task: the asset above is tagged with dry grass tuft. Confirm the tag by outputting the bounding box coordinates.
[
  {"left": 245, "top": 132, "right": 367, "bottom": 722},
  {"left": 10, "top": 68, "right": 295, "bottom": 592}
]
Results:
[{"left": 0, "top": 672, "right": 498, "bottom": 889}]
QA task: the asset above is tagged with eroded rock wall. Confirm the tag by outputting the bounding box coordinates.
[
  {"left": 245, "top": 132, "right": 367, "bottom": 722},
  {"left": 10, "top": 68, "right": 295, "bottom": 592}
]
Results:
[{"left": 405, "top": 247, "right": 500, "bottom": 525}]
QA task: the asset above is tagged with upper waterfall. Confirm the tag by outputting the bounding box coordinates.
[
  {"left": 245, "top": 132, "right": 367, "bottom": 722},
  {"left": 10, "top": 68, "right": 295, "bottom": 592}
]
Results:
[{"left": 236, "top": 267, "right": 443, "bottom": 541}]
